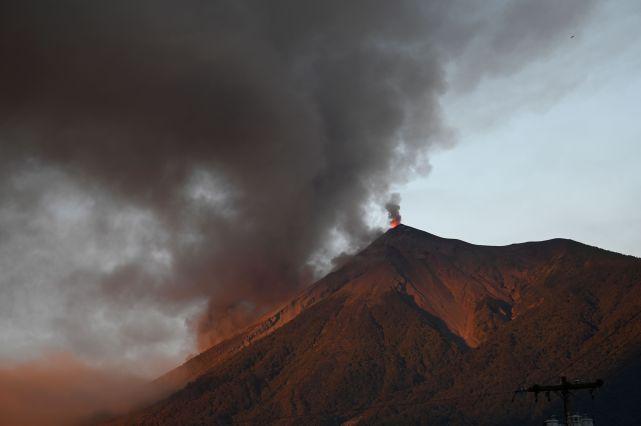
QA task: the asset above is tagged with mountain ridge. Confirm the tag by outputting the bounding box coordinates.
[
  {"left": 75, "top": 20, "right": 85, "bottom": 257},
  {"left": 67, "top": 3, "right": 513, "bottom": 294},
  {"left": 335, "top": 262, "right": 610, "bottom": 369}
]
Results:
[{"left": 121, "top": 225, "right": 641, "bottom": 425}]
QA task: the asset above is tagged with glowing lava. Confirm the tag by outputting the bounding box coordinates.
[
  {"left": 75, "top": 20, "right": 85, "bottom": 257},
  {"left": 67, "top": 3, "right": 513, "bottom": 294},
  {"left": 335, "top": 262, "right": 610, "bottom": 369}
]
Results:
[{"left": 390, "top": 218, "right": 401, "bottom": 228}]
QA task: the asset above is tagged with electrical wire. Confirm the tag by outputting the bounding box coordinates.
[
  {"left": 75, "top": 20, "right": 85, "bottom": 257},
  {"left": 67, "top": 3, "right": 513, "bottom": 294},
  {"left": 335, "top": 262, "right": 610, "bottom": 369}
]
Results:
[
  {"left": 202, "top": 307, "right": 641, "bottom": 425},
  {"left": 543, "top": 307, "right": 641, "bottom": 383},
  {"left": 185, "top": 303, "right": 641, "bottom": 424}
]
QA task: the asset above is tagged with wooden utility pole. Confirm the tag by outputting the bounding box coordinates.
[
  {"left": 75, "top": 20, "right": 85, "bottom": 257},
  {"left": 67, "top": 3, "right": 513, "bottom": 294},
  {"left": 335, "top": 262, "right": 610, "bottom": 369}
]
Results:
[{"left": 515, "top": 376, "right": 603, "bottom": 425}]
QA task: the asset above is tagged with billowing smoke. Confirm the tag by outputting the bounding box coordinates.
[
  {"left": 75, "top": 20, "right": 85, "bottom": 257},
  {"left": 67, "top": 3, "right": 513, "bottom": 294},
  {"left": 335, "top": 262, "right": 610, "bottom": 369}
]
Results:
[
  {"left": 385, "top": 193, "right": 402, "bottom": 228},
  {"left": 0, "top": 0, "right": 597, "bottom": 363}
]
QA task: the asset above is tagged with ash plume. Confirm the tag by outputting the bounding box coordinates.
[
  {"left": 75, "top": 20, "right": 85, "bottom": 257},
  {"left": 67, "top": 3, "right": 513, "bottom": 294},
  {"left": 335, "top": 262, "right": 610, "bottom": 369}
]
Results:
[
  {"left": 385, "top": 193, "right": 402, "bottom": 228},
  {"left": 0, "top": 0, "right": 597, "bottom": 363}
]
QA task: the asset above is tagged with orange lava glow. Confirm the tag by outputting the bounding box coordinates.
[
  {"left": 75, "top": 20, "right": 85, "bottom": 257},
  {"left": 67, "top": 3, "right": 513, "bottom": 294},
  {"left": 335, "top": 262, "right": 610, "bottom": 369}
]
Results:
[{"left": 390, "top": 218, "right": 400, "bottom": 228}]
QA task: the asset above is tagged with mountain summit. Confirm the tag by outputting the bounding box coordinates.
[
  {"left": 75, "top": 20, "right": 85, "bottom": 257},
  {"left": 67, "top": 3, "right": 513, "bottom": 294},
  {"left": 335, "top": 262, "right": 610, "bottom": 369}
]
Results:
[{"left": 114, "top": 226, "right": 641, "bottom": 425}]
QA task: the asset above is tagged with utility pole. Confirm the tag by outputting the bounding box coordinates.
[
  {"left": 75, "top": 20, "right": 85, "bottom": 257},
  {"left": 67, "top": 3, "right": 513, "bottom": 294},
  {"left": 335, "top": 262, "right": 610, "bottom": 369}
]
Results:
[{"left": 514, "top": 376, "right": 603, "bottom": 425}]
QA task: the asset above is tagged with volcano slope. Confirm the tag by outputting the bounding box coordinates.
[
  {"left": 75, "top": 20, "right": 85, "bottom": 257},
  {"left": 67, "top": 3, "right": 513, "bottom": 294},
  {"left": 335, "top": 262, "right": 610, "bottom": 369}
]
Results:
[{"left": 115, "top": 225, "right": 641, "bottom": 425}]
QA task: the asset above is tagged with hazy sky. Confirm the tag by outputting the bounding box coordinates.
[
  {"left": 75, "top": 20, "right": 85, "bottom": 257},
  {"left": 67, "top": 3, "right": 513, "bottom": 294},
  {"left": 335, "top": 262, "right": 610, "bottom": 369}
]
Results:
[
  {"left": 402, "top": 0, "right": 641, "bottom": 257},
  {"left": 0, "top": 1, "right": 639, "bottom": 378}
]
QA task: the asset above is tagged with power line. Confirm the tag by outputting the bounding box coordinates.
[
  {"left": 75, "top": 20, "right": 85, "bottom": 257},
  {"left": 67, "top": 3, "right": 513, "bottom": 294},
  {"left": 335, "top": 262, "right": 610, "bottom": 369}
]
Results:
[
  {"left": 195, "top": 304, "right": 641, "bottom": 425},
  {"left": 516, "top": 377, "right": 603, "bottom": 426},
  {"left": 223, "top": 307, "right": 641, "bottom": 424},
  {"left": 511, "top": 307, "right": 641, "bottom": 425},
  {"left": 544, "top": 307, "right": 641, "bottom": 383}
]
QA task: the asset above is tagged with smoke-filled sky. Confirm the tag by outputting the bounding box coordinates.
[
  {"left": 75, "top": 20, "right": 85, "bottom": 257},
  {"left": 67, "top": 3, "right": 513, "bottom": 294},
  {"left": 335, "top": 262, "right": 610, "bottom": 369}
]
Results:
[{"left": 0, "top": 0, "right": 638, "bottom": 389}]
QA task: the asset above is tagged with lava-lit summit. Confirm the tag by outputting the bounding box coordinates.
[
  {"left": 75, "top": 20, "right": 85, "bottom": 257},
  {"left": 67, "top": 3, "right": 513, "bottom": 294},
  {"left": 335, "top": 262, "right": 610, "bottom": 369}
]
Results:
[{"left": 385, "top": 193, "right": 402, "bottom": 228}]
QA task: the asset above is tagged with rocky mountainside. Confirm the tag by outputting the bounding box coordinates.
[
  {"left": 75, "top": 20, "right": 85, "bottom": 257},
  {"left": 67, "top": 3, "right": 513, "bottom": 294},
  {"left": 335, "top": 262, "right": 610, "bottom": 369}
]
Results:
[{"left": 113, "top": 225, "right": 641, "bottom": 425}]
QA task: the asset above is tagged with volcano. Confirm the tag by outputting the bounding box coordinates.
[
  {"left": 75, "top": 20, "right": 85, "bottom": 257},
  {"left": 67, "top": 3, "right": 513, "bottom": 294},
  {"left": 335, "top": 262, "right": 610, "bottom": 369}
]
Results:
[{"left": 112, "top": 225, "right": 641, "bottom": 425}]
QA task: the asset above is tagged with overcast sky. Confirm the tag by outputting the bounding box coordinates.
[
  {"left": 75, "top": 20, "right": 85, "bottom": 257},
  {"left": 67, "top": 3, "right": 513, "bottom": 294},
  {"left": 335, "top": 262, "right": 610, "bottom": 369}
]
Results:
[{"left": 0, "top": 1, "right": 639, "bottom": 377}]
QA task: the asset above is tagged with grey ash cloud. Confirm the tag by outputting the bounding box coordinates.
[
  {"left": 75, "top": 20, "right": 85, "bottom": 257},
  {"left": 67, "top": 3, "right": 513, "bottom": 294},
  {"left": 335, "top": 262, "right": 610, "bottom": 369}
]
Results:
[
  {"left": 0, "top": 0, "right": 596, "bottom": 360},
  {"left": 385, "top": 193, "right": 402, "bottom": 227}
]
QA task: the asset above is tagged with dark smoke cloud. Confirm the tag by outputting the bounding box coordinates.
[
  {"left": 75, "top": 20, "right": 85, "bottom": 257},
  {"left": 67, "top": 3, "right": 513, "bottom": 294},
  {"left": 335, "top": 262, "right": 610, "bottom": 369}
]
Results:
[{"left": 0, "top": 0, "right": 597, "bottom": 356}]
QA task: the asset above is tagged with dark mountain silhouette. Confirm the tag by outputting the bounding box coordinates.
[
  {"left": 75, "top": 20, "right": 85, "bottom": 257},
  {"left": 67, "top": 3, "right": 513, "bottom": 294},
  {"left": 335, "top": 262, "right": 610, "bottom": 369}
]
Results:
[{"left": 111, "top": 225, "right": 641, "bottom": 425}]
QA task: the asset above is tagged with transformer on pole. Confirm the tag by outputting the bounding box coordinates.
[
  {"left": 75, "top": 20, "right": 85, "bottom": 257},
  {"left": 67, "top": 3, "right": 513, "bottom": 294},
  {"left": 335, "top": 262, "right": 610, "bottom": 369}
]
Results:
[{"left": 514, "top": 376, "right": 603, "bottom": 425}]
